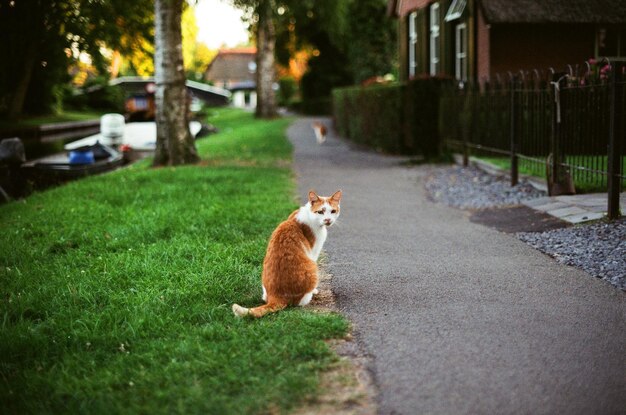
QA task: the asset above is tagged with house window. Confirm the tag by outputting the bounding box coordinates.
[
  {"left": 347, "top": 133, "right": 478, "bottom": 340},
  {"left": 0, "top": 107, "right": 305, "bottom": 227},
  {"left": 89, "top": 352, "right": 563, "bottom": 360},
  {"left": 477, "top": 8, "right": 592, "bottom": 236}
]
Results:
[
  {"left": 596, "top": 27, "right": 625, "bottom": 57},
  {"left": 429, "top": 3, "right": 440, "bottom": 76},
  {"left": 408, "top": 11, "right": 418, "bottom": 77},
  {"left": 455, "top": 23, "right": 467, "bottom": 81}
]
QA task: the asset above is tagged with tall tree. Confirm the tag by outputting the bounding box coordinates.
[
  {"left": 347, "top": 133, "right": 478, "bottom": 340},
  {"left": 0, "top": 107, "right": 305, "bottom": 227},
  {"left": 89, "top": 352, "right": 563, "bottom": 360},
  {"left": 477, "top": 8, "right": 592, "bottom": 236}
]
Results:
[
  {"left": 274, "top": 0, "right": 353, "bottom": 105},
  {"left": 153, "top": 0, "right": 199, "bottom": 166},
  {"left": 254, "top": 0, "right": 277, "bottom": 118},
  {"left": 232, "top": 0, "right": 354, "bottom": 113},
  {"left": 231, "top": 0, "right": 277, "bottom": 118}
]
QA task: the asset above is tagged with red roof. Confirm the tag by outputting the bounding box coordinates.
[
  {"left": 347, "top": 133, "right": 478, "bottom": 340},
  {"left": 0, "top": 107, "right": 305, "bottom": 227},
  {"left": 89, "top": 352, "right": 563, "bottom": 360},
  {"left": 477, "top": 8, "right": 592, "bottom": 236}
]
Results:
[{"left": 218, "top": 47, "right": 257, "bottom": 55}]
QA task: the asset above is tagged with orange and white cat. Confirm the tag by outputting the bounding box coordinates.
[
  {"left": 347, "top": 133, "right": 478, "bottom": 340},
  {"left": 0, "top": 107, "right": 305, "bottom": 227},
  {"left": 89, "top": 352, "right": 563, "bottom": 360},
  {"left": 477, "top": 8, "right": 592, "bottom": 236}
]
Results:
[
  {"left": 232, "top": 190, "right": 342, "bottom": 318},
  {"left": 312, "top": 122, "right": 327, "bottom": 144}
]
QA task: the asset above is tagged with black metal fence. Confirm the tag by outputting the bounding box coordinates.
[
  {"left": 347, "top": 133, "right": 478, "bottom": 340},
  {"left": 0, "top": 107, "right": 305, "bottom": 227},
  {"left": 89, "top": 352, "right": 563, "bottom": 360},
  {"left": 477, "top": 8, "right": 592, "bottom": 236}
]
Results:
[{"left": 441, "top": 59, "right": 626, "bottom": 219}]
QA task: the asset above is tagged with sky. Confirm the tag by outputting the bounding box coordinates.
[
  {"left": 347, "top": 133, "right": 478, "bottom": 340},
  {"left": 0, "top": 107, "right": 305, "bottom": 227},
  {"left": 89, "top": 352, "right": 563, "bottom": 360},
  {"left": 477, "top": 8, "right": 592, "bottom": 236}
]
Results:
[{"left": 194, "top": 0, "right": 250, "bottom": 49}]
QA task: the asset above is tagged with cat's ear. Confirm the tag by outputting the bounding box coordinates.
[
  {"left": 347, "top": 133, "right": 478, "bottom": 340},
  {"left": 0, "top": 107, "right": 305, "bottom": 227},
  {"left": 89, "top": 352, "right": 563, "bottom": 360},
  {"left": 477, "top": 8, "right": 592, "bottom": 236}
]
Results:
[
  {"left": 308, "top": 190, "right": 320, "bottom": 203},
  {"left": 330, "top": 190, "right": 342, "bottom": 202}
]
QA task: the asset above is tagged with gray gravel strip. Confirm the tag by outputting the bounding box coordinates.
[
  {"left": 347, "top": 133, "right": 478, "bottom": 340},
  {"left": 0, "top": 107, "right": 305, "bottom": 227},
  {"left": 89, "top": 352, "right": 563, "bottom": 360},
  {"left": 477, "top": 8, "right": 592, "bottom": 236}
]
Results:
[
  {"left": 425, "top": 165, "right": 546, "bottom": 209},
  {"left": 518, "top": 220, "right": 626, "bottom": 290},
  {"left": 425, "top": 165, "right": 625, "bottom": 291}
]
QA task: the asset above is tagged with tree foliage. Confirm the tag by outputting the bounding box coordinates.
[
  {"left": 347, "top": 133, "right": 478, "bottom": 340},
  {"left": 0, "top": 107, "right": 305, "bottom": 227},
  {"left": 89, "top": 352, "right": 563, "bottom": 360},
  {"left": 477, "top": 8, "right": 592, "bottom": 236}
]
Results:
[
  {"left": 182, "top": 6, "right": 218, "bottom": 82},
  {"left": 230, "top": 0, "right": 397, "bottom": 112},
  {"left": 292, "top": 0, "right": 396, "bottom": 93},
  {"left": 345, "top": 0, "right": 397, "bottom": 84},
  {"left": 0, "top": 0, "right": 152, "bottom": 118}
]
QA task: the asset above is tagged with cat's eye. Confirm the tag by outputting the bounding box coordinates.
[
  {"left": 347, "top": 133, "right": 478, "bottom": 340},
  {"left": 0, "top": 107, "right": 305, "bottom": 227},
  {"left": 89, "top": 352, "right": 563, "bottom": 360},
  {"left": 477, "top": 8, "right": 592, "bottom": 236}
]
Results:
[
  {"left": 317, "top": 210, "right": 324, "bottom": 215},
  {"left": 331, "top": 210, "right": 337, "bottom": 214}
]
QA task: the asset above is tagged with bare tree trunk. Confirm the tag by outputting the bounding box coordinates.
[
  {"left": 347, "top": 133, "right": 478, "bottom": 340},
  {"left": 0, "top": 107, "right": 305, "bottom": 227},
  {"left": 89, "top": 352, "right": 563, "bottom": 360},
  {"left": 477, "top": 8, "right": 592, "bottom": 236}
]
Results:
[
  {"left": 255, "top": 0, "right": 277, "bottom": 118},
  {"left": 153, "top": 0, "right": 199, "bottom": 166}
]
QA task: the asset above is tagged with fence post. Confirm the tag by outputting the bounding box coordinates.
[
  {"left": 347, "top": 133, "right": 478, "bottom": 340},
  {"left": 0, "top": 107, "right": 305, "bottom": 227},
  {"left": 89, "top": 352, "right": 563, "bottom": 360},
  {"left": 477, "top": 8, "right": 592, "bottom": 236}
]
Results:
[
  {"left": 607, "top": 63, "right": 623, "bottom": 220},
  {"left": 549, "top": 73, "right": 570, "bottom": 196},
  {"left": 461, "top": 84, "right": 469, "bottom": 166},
  {"left": 510, "top": 76, "right": 518, "bottom": 186}
]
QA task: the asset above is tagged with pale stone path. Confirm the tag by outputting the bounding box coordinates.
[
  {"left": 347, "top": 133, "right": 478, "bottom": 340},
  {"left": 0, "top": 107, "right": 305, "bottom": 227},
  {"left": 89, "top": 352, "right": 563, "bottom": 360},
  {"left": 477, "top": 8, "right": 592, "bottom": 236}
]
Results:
[{"left": 288, "top": 117, "right": 626, "bottom": 415}]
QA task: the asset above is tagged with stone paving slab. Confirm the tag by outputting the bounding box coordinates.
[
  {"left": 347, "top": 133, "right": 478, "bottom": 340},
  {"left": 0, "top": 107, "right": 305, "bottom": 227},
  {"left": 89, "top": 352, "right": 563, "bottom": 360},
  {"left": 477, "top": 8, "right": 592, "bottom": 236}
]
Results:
[
  {"left": 464, "top": 156, "right": 624, "bottom": 223},
  {"left": 547, "top": 206, "right": 588, "bottom": 218},
  {"left": 522, "top": 196, "right": 554, "bottom": 207},
  {"left": 523, "top": 194, "right": 624, "bottom": 224},
  {"left": 562, "top": 212, "right": 606, "bottom": 224},
  {"left": 532, "top": 194, "right": 625, "bottom": 223},
  {"left": 532, "top": 201, "right": 569, "bottom": 212},
  {"left": 587, "top": 205, "right": 611, "bottom": 213}
]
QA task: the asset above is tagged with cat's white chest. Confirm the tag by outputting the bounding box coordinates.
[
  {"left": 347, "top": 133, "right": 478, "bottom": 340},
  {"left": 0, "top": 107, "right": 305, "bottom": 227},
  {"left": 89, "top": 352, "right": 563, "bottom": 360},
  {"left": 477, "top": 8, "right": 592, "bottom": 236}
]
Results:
[{"left": 308, "top": 226, "right": 327, "bottom": 262}]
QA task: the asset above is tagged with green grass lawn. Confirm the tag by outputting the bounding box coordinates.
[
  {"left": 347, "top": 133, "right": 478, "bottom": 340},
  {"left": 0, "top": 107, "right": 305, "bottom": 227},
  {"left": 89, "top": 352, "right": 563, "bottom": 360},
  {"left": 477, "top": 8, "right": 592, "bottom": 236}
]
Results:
[
  {"left": 0, "top": 110, "right": 105, "bottom": 131},
  {"left": 479, "top": 156, "right": 626, "bottom": 193},
  {"left": 0, "top": 108, "right": 348, "bottom": 414}
]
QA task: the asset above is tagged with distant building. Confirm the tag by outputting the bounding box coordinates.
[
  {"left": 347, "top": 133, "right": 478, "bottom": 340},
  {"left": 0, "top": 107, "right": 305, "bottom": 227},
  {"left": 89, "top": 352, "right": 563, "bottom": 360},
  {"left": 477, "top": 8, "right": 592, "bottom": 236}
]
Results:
[
  {"left": 205, "top": 47, "right": 257, "bottom": 108},
  {"left": 388, "top": 0, "right": 626, "bottom": 82}
]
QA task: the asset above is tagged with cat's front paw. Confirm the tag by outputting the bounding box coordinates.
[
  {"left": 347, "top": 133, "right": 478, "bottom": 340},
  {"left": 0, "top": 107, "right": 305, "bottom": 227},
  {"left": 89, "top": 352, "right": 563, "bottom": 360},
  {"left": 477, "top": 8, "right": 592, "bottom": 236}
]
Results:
[{"left": 312, "top": 288, "right": 319, "bottom": 295}]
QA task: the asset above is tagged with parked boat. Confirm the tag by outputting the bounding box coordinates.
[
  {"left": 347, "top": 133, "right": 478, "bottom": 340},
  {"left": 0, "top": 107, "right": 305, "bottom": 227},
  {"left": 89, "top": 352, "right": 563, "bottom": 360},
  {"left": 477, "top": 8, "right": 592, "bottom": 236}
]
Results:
[
  {"left": 65, "top": 121, "right": 203, "bottom": 151},
  {"left": 18, "top": 115, "right": 204, "bottom": 188},
  {"left": 21, "top": 142, "right": 123, "bottom": 185}
]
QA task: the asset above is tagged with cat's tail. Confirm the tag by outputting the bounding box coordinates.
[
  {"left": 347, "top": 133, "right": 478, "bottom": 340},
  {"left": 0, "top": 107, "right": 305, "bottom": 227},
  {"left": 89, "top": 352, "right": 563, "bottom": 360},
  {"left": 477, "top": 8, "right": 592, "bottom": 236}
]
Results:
[{"left": 232, "top": 301, "right": 287, "bottom": 318}]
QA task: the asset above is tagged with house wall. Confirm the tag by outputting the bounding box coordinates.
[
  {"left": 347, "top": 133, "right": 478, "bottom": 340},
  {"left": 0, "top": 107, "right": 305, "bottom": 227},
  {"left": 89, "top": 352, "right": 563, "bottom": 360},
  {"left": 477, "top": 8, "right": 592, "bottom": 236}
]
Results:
[
  {"left": 417, "top": 8, "right": 429, "bottom": 76},
  {"left": 398, "top": 0, "right": 481, "bottom": 81},
  {"left": 399, "top": 13, "right": 409, "bottom": 81},
  {"left": 476, "top": 4, "right": 490, "bottom": 81},
  {"left": 452, "top": 0, "right": 478, "bottom": 80},
  {"left": 397, "top": 0, "right": 432, "bottom": 17},
  {"left": 438, "top": 0, "right": 453, "bottom": 77},
  {"left": 204, "top": 53, "right": 256, "bottom": 88},
  {"left": 398, "top": 7, "right": 429, "bottom": 81},
  {"left": 489, "top": 25, "right": 596, "bottom": 76},
  {"left": 394, "top": 0, "right": 615, "bottom": 83}
]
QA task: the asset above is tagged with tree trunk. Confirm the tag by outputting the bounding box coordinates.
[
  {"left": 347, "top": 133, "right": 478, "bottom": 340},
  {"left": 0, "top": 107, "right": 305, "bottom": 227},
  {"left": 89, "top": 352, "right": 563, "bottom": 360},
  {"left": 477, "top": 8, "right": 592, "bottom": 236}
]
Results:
[
  {"left": 255, "top": 0, "right": 277, "bottom": 118},
  {"left": 153, "top": 0, "right": 199, "bottom": 166},
  {"left": 7, "top": 38, "right": 38, "bottom": 119}
]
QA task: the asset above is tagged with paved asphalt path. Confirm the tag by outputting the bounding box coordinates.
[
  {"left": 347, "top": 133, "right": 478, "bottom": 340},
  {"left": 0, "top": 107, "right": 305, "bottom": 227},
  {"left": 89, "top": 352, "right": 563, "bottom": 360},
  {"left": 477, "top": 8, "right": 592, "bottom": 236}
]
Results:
[{"left": 287, "top": 117, "right": 626, "bottom": 415}]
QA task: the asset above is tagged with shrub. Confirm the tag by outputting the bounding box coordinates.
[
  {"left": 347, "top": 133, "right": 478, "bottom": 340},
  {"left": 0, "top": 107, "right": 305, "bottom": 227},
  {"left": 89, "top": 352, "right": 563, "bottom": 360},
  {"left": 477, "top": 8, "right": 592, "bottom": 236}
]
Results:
[
  {"left": 65, "top": 77, "right": 126, "bottom": 113},
  {"left": 332, "top": 84, "right": 405, "bottom": 153},
  {"left": 299, "top": 97, "right": 333, "bottom": 116},
  {"left": 85, "top": 84, "right": 126, "bottom": 112},
  {"left": 333, "top": 78, "right": 452, "bottom": 156},
  {"left": 278, "top": 76, "right": 297, "bottom": 107},
  {"left": 404, "top": 77, "right": 451, "bottom": 157}
]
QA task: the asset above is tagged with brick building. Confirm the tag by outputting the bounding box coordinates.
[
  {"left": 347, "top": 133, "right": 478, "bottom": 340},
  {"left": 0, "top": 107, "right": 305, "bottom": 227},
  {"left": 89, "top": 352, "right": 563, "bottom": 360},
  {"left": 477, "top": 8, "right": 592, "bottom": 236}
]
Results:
[
  {"left": 388, "top": 0, "right": 626, "bottom": 83},
  {"left": 205, "top": 47, "right": 257, "bottom": 107}
]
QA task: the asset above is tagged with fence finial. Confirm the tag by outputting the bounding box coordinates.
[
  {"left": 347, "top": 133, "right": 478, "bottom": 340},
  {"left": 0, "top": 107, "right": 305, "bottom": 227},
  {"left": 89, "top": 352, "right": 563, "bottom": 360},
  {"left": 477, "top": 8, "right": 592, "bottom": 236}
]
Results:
[{"left": 550, "top": 75, "right": 567, "bottom": 124}]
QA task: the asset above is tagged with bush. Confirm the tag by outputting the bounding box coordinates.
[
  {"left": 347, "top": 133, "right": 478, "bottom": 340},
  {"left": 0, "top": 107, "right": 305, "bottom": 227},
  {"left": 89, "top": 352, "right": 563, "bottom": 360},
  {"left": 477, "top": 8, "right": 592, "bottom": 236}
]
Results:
[
  {"left": 278, "top": 76, "right": 297, "bottom": 107},
  {"left": 404, "top": 77, "right": 452, "bottom": 157},
  {"left": 299, "top": 97, "right": 333, "bottom": 116},
  {"left": 85, "top": 84, "right": 126, "bottom": 112},
  {"left": 333, "top": 84, "right": 405, "bottom": 153},
  {"left": 65, "top": 78, "right": 125, "bottom": 113},
  {"left": 332, "top": 78, "right": 452, "bottom": 156}
]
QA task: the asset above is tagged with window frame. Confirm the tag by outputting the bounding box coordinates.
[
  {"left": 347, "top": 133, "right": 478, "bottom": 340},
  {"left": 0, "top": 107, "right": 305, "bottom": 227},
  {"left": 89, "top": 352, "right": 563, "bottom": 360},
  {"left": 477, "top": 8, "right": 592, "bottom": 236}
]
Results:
[
  {"left": 455, "top": 22, "right": 468, "bottom": 81},
  {"left": 429, "top": 3, "right": 440, "bottom": 76},
  {"left": 595, "top": 26, "right": 625, "bottom": 58},
  {"left": 408, "top": 11, "right": 418, "bottom": 77}
]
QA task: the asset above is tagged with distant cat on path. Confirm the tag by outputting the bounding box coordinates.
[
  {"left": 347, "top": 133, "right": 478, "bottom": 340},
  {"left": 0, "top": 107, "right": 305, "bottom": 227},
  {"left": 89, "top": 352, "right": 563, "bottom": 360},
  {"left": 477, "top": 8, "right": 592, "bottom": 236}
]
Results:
[
  {"left": 312, "top": 122, "right": 327, "bottom": 144},
  {"left": 233, "top": 190, "right": 342, "bottom": 318}
]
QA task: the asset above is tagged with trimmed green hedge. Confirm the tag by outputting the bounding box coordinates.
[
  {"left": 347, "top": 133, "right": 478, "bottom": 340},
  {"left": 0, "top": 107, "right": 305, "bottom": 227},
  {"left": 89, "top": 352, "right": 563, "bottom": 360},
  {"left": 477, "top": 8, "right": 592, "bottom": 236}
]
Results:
[
  {"left": 333, "top": 84, "right": 405, "bottom": 153},
  {"left": 333, "top": 78, "right": 451, "bottom": 156}
]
